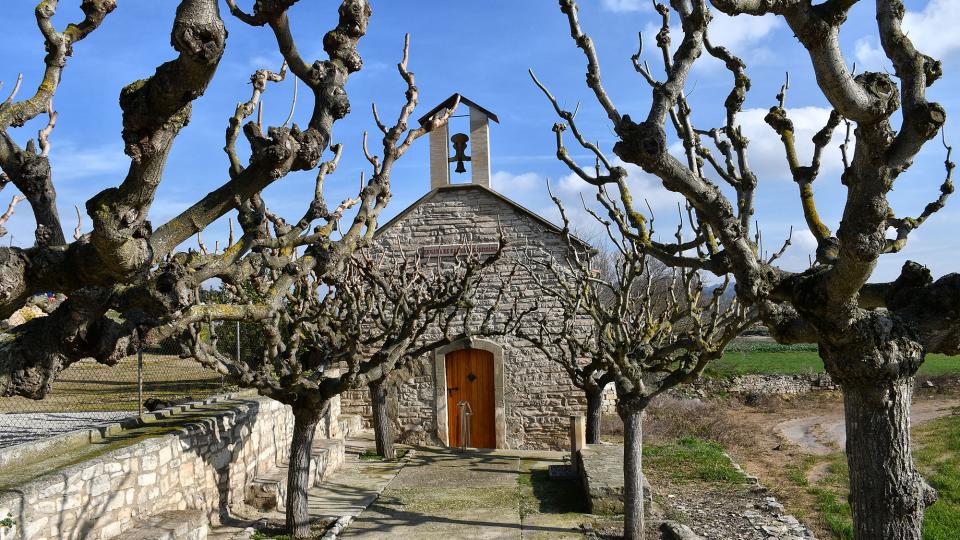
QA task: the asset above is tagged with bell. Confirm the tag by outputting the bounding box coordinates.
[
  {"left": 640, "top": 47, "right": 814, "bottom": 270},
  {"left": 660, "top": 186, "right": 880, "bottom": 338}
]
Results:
[{"left": 449, "top": 132, "right": 471, "bottom": 174}]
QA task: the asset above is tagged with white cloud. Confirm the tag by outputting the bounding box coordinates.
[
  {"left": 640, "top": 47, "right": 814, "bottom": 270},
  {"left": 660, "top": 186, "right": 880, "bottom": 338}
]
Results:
[
  {"left": 491, "top": 162, "right": 683, "bottom": 240},
  {"left": 903, "top": 0, "right": 960, "bottom": 60},
  {"left": 641, "top": 12, "right": 781, "bottom": 70},
  {"left": 491, "top": 171, "right": 546, "bottom": 198},
  {"left": 601, "top": 0, "right": 651, "bottom": 13},
  {"left": 853, "top": 37, "right": 890, "bottom": 72},
  {"left": 776, "top": 228, "right": 818, "bottom": 272},
  {"left": 731, "top": 106, "right": 845, "bottom": 183},
  {"left": 853, "top": 0, "right": 960, "bottom": 70},
  {"left": 556, "top": 160, "right": 684, "bottom": 213},
  {"left": 707, "top": 12, "right": 781, "bottom": 54},
  {"left": 49, "top": 141, "right": 127, "bottom": 182}
]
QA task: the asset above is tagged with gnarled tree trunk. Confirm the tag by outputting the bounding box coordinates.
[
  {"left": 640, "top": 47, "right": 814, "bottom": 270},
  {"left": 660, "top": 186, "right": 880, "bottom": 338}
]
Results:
[
  {"left": 585, "top": 384, "right": 604, "bottom": 444},
  {"left": 842, "top": 378, "right": 934, "bottom": 539},
  {"left": 619, "top": 404, "right": 645, "bottom": 540},
  {"left": 822, "top": 338, "right": 938, "bottom": 540},
  {"left": 369, "top": 378, "right": 396, "bottom": 460},
  {"left": 287, "top": 405, "right": 322, "bottom": 539}
]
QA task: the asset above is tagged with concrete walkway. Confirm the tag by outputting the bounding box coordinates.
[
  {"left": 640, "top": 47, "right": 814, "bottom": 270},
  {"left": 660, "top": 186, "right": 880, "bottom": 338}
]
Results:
[
  {"left": 341, "top": 446, "right": 585, "bottom": 540},
  {"left": 309, "top": 434, "right": 406, "bottom": 520},
  {"left": 211, "top": 436, "right": 587, "bottom": 539},
  {"left": 209, "top": 432, "right": 405, "bottom": 539}
]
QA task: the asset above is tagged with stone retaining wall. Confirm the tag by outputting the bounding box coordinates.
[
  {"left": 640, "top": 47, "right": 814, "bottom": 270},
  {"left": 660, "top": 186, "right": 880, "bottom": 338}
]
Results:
[
  {"left": 0, "top": 394, "right": 340, "bottom": 540},
  {"left": 601, "top": 374, "right": 839, "bottom": 414}
]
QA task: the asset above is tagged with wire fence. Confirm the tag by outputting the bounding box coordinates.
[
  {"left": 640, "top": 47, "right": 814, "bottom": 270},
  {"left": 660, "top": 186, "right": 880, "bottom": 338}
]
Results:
[{"left": 0, "top": 321, "right": 249, "bottom": 449}]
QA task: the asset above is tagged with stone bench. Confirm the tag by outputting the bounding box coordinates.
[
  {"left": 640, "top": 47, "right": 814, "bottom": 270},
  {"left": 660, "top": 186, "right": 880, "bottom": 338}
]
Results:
[
  {"left": 245, "top": 438, "right": 345, "bottom": 511},
  {"left": 578, "top": 444, "right": 652, "bottom": 515},
  {"left": 123, "top": 509, "right": 208, "bottom": 540}
]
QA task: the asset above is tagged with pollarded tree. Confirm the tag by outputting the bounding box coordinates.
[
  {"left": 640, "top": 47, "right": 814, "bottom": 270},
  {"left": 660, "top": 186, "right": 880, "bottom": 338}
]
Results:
[
  {"left": 170, "top": 243, "right": 507, "bottom": 538},
  {"left": 537, "top": 1, "right": 958, "bottom": 537},
  {"left": 521, "top": 189, "right": 753, "bottom": 539},
  {"left": 142, "top": 38, "right": 509, "bottom": 537},
  {"left": 0, "top": 0, "right": 376, "bottom": 400}
]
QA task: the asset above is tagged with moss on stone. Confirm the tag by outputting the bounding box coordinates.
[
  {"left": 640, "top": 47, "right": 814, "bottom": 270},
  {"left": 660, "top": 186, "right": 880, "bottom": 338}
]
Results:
[{"left": 0, "top": 400, "right": 244, "bottom": 492}]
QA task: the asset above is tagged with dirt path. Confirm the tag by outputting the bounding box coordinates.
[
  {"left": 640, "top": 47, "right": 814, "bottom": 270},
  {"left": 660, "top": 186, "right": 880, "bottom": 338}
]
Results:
[
  {"left": 711, "top": 391, "right": 960, "bottom": 539},
  {"left": 774, "top": 397, "right": 960, "bottom": 454}
]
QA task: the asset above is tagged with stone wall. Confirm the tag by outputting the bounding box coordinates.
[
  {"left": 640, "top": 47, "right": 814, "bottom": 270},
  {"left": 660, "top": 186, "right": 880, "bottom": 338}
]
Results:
[
  {"left": 342, "top": 185, "right": 590, "bottom": 450},
  {"left": 0, "top": 394, "right": 340, "bottom": 540}
]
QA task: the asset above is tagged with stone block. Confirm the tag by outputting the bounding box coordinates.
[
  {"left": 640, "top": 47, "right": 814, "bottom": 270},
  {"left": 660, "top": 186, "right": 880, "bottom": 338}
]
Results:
[
  {"left": 122, "top": 509, "right": 208, "bottom": 540},
  {"left": 578, "top": 444, "right": 652, "bottom": 516},
  {"left": 138, "top": 472, "right": 158, "bottom": 487}
]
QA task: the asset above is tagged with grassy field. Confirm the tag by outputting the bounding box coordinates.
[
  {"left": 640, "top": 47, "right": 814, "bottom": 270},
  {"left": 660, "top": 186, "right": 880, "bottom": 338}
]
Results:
[
  {"left": 0, "top": 354, "right": 225, "bottom": 413},
  {"left": 644, "top": 436, "right": 746, "bottom": 485},
  {"left": 782, "top": 411, "right": 960, "bottom": 539},
  {"left": 709, "top": 348, "right": 959, "bottom": 377}
]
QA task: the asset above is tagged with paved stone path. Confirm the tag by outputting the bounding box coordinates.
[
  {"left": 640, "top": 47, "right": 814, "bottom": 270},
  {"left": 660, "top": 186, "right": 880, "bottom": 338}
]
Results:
[{"left": 341, "top": 446, "right": 583, "bottom": 540}]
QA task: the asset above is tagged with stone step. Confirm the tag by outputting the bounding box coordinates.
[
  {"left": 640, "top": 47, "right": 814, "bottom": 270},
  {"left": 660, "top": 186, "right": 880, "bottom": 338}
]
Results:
[
  {"left": 339, "top": 415, "right": 363, "bottom": 438},
  {"left": 122, "top": 509, "right": 208, "bottom": 540},
  {"left": 311, "top": 438, "right": 345, "bottom": 484},
  {"left": 245, "top": 438, "right": 345, "bottom": 512}
]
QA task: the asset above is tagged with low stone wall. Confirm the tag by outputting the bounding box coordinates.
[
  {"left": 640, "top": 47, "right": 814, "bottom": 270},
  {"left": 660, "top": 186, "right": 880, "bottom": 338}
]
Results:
[
  {"left": 0, "top": 394, "right": 340, "bottom": 540},
  {"left": 602, "top": 374, "right": 839, "bottom": 412},
  {"left": 684, "top": 373, "right": 838, "bottom": 398}
]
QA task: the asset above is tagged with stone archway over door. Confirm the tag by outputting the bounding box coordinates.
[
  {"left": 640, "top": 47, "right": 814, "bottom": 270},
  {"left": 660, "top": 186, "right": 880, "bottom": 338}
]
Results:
[
  {"left": 433, "top": 338, "right": 506, "bottom": 449},
  {"left": 445, "top": 349, "right": 496, "bottom": 448}
]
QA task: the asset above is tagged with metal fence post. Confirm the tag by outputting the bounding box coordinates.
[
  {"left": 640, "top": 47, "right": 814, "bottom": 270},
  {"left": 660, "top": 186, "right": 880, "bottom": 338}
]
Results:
[{"left": 137, "top": 346, "right": 144, "bottom": 416}]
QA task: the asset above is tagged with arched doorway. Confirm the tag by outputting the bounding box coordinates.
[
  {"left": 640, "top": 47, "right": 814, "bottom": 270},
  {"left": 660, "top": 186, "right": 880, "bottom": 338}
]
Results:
[{"left": 444, "top": 348, "right": 496, "bottom": 449}]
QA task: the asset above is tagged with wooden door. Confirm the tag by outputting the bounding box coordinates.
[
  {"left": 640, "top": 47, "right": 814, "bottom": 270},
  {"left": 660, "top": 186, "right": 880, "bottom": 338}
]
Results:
[{"left": 445, "top": 349, "right": 496, "bottom": 449}]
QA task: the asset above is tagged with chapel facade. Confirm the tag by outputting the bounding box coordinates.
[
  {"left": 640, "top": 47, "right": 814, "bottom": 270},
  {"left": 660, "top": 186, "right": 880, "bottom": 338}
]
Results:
[{"left": 341, "top": 95, "right": 595, "bottom": 450}]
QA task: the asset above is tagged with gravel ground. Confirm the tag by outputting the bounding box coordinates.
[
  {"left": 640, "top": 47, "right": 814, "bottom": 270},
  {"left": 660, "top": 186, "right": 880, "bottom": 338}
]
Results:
[{"left": 0, "top": 411, "right": 135, "bottom": 449}]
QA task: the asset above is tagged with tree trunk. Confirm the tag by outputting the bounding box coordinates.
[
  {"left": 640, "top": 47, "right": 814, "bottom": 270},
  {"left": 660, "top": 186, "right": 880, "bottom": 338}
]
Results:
[
  {"left": 585, "top": 384, "right": 604, "bottom": 444},
  {"left": 370, "top": 378, "right": 395, "bottom": 459},
  {"left": 841, "top": 377, "right": 936, "bottom": 540},
  {"left": 620, "top": 406, "right": 644, "bottom": 540},
  {"left": 287, "top": 406, "right": 321, "bottom": 539}
]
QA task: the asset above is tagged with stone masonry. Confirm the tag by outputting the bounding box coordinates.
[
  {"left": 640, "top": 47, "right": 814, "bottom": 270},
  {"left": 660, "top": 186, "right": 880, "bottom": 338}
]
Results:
[
  {"left": 0, "top": 395, "right": 343, "bottom": 540},
  {"left": 342, "top": 184, "right": 592, "bottom": 450}
]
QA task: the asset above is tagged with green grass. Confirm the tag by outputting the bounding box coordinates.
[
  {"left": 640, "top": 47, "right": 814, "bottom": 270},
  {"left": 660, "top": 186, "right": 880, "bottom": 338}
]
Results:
[
  {"left": 915, "top": 411, "right": 960, "bottom": 539},
  {"left": 251, "top": 533, "right": 291, "bottom": 540},
  {"left": 783, "top": 413, "right": 960, "bottom": 539},
  {"left": 644, "top": 437, "right": 746, "bottom": 484},
  {"left": 0, "top": 355, "right": 225, "bottom": 413},
  {"left": 708, "top": 349, "right": 960, "bottom": 378},
  {"left": 359, "top": 448, "right": 409, "bottom": 461}
]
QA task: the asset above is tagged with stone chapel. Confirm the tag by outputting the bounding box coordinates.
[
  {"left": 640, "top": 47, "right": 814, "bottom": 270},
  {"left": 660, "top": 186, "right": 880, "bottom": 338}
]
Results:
[{"left": 341, "top": 95, "right": 594, "bottom": 450}]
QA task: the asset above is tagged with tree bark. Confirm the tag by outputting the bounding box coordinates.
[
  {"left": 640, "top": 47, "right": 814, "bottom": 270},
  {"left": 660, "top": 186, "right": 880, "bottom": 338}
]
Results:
[
  {"left": 287, "top": 405, "right": 321, "bottom": 539},
  {"left": 620, "top": 406, "right": 645, "bottom": 540},
  {"left": 841, "top": 376, "right": 936, "bottom": 540},
  {"left": 585, "top": 384, "right": 604, "bottom": 444},
  {"left": 370, "top": 378, "right": 396, "bottom": 459}
]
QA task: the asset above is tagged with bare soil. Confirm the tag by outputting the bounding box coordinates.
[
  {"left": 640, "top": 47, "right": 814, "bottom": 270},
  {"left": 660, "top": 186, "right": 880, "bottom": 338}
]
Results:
[
  {"left": 600, "top": 384, "right": 960, "bottom": 539},
  {"left": 686, "top": 389, "right": 958, "bottom": 538}
]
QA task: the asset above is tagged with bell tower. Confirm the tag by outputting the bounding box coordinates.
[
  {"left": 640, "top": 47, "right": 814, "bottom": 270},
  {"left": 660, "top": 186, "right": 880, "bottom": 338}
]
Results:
[{"left": 418, "top": 94, "right": 499, "bottom": 191}]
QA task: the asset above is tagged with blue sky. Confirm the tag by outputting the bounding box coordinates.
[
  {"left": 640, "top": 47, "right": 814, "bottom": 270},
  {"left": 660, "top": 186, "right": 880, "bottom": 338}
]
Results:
[{"left": 1, "top": 0, "right": 958, "bottom": 282}]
